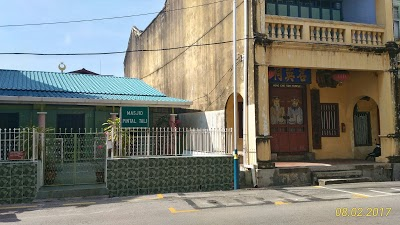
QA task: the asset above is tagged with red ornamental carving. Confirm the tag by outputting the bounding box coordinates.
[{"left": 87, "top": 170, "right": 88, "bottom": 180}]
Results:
[
  {"left": 332, "top": 70, "right": 350, "bottom": 83},
  {"left": 268, "top": 69, "right": 275, "bottom": 79}
]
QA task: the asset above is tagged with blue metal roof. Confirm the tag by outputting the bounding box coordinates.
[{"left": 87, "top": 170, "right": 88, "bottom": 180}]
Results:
[{"left": 0, "top": 69, "right": 190, "bottom": 105}]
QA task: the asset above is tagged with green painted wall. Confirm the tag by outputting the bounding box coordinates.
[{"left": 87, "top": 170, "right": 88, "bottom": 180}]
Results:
[
  {"left": 0, "top": 162, "right": 37, "bottom": 204},
  {"left": 0, "top": 104, "right": 118, "bottom": 130},
  {"left": 107, "top": 156, "right": 233, "bottom": 197}
]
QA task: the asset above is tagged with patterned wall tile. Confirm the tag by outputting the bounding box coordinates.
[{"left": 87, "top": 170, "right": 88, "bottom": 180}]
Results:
[
  {"left": 148, "top": 178, "right": 158, "bottom": 188},
  {"left": 22, "top": 164, "right": 36, "bottom": 176},
  {"left": 0, "top": 164, "right": 11, "bottom": 176},
  {"left": 0, "top": 177, "right": 11, "bottom": 188},
  {"left": 127, "top": 179, "right": 139, "bottom": 189},
  {"left": 10, "top": 165, "right": 24, "bottom": 176},
  {"left": 148, "top": 158, "right": 159, "bottom": 168},
  {"left": 23, "top": 175, "right": 36, "bottom": 187},
  {"left": 107, "top": 156, "right": 234, "bottom": 197},
  {"left": 138, "top": 178, "right": 149, "bottom": 188},
  {"left": 116, "top": 179, "right": 128, "bottom": 190},
  {"left": 11, "top": 175, "right": 23, "bottom": 187},
  {"left": 127, "top": 188, "right": 138, "bottom": 196},
  {"left": 126, "top": 168, "right": 138, "bottom": 179},
  {"left": 137, "top": 158, "right": 149, "bottom": 168},
  {"left": 167, "top": 158, "right": 176, "bottom": 167},
  {"left": 0, "top": 188, "right": 11, "bottom": 199},
  {"left": 148, "top": 169, "right": 158, "bottom": 178},
  {"left": 137, "top": 169, "right": 148, "bottom": 179},
  {"left": 0, "top": 198, "right": 10, "bottom": 204},
  {"left": 11, "top": 187, "right": 24, "bottom": 199},
  {"left": 107, "top": 160, "right": 117, "bottom": 170},
  {"left": 138, "top": 188, "right": 148, "bottom": 195},
  {"left": 116, "top": 160, "right": 127, "bottom": 170},
  {"left": 22, "top": 187, "right": 36, "bottom": 198},
  {"left": 158, "top": 158, "right": 168, "bottom": 168},
  {"left": 126, "top": 159, "right": 138, "bottom": 169},
  {"left": 176, "top": 158, "right": 185, "bottom": 167}
]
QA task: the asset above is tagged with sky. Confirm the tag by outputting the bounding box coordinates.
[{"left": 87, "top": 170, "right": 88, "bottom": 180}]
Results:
[{"left": 0, "top": 0, "right": 166, "bottom": 76}]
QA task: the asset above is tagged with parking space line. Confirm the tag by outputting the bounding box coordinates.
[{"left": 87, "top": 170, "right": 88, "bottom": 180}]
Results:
[
  {"left": 369, "top": 190, "right": 395, "bottom": 195},
  {"left": 391, "top": 188, "right": 400, "bottom": 192},
  {"left": 316, "top": 186, "right": 371, "bottom": 198},
  {"left": 168, "top": 207, "right": 198, "bottom": 214}
]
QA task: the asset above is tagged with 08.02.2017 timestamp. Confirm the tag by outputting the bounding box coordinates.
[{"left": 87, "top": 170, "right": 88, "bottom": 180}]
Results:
[{"left": 336, "top": 207, "right": 392, "bottom": 217}]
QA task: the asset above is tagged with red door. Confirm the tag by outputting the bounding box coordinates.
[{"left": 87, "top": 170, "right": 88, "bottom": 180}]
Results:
[{"left": 269, "top": 86, "right": 308, "bottom": 153}]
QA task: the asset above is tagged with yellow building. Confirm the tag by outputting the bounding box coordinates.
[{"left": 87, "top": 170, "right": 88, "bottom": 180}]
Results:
[{"left": 124, "top": 0, "right": 398, "bottom": 164}]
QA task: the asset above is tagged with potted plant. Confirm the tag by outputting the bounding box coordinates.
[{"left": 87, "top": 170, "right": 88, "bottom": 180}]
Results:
[{"left": 103, "top": 117, "right": 129, "bottom": 157}]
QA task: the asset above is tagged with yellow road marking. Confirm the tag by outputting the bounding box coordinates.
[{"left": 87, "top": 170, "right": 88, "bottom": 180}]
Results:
[
  {"left": 63, "top": 202, "right": 96, "bottom": 206},
  {"left": 352, "top": 194, "right": 369, "bottom": 198},
  {"left": 313, "top": 186, "right": 323, "bottom": 188},
  {"left": 274, "top": 201, "right": 289, "bottom": 205},
  {"left": 157, "top": 194, "right": 164, "bottom": 199},
  {"left": 169, "top": 207, "right": 198, "bottom": 214},
  {"left": 0, "top": 205, "right": 38, "bottom": 210}
]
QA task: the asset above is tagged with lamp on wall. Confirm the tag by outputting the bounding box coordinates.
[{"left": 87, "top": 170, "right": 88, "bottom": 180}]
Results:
[{"left": 332, "top": 70, "right": 350, "bottom": 85}]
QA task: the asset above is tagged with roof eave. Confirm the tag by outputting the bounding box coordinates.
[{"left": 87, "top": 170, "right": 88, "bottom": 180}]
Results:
[{"left": 0, "top": 96, "right": 192, "bottom": 108}]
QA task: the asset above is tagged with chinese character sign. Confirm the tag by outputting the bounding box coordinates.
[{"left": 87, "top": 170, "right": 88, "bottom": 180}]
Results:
[{"left": 269, "top": 68, "right": 311, "bottom": 84}]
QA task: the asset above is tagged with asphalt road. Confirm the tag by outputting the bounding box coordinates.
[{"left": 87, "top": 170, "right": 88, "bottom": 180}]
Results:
[{"left": 1, "top": 181, "right": 400, "bottom": 225}]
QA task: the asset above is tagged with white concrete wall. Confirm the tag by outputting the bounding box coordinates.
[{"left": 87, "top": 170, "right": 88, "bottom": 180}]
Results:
[{"left": 179, "top": 110, "right": 225, "bottom": 129}]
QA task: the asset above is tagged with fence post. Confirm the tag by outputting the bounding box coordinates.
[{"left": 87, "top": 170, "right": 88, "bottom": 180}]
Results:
[
  {"left": 174, "top": 127, "right": 177, "bottom": 156},
  {"left": 73, "top": 133, "right": 77, "bottom": 184},
  {"left": 32, "top": 128, "right": 36, "bottom": 161},
  {"left": 111, "top": 126, "right": 114, "bottom": 159},
  {"left": 147, "top": 128, "right": 150, "bottom": 156}
]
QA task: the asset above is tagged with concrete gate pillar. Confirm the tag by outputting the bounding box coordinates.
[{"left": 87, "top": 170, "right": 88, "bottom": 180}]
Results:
[
  {"left": 37, "top": 112, "right": 47, "bottom": 188},
  {"left": 37, "top": 112, "right": 47, "bottom": 130}
]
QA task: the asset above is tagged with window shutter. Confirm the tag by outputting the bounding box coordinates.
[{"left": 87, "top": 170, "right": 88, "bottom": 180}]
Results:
[{"left": 311, "top": 89, "right": 322, "bottom": 149}]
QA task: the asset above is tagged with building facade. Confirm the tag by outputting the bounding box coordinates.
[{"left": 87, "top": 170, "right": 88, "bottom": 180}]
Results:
[{"left": 124, "top": 0, "right": 397, "bottom": 164}]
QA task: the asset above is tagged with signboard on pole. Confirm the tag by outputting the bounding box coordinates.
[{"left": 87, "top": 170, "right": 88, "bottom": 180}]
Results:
[{"left": 120, "top": 106, "right": 149, "bottom": 128}]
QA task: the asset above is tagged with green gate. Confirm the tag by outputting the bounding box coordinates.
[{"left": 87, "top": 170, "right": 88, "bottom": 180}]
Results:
[{"left": 43, "top": 132, "right": 106, "bottom": 186}]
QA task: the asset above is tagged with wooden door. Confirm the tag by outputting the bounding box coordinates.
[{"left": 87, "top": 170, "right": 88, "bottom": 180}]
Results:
[{"left": 270, "top": 86, "right": 308, "bottom": 153}]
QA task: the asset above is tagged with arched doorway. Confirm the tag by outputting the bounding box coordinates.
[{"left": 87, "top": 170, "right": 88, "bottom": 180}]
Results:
[
  {"left": 225, "top": 94, "right": 243, "bottom": 161},
  {"left": 353, "top": 96, "right": 379, "bottom": 159}
]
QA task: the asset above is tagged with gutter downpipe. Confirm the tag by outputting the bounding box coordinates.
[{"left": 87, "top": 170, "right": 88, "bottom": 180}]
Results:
[
  {"left": 243, "top": 0, "right": 257, "bottom": 188},
  {"left": 233, "top": 0, "right": 240, "bottom": 190},
  {"left": 243, "top": 0, "right": 249, "bottom": 167}
]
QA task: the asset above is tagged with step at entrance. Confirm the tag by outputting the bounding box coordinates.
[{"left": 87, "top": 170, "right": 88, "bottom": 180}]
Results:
[
  {"left": 36, "top": 184, "right": 108, "bottom": 200},
  {"left": 312, "top": 167, "right": 372, "bottom": 186},
  {"left": 318, "top": 177, "right": 372, "bottom": 186}
]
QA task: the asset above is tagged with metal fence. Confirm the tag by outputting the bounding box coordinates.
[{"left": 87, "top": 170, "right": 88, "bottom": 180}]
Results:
[
  {"left": 0, "top": 127, "right": 233, "bottom": 161},
  {"left": 0, "top": 128, "right": 38, "bottom": 161},
  {"left": 110, "top": 128, "right": 233, "bottom": 158}
]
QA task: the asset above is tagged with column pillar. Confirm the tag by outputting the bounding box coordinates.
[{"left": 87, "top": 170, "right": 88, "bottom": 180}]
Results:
[
  {"left": 254, "top": 47, "right": 272, "bottom": 163},
  {"left": 110, "top": 113, "right": 118, "bottom": 122},
  {"left": 377, "top": 71, "right": 397, "bottom": 162},
  {"left": 37, "top": 112, "right": 47, "bottom": 130},
  {"left": 36, "top": 112, "right": 47, "bottom": 188}
]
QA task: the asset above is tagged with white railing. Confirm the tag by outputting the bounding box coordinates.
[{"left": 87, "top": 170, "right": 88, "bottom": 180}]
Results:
[
  {"left": 266, "top": 15, "right": 386, "bottom": 46},
  {"left": 110, "top": 128, "right": 233, "bottom": 158},
  {"left": 0, "top": 128, "right": 38, "bottom": 161}
]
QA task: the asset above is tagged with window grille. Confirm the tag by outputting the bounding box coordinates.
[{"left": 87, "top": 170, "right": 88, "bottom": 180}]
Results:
[{"left": 321, "top": 103, "right": 339, "bottom": 137}]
